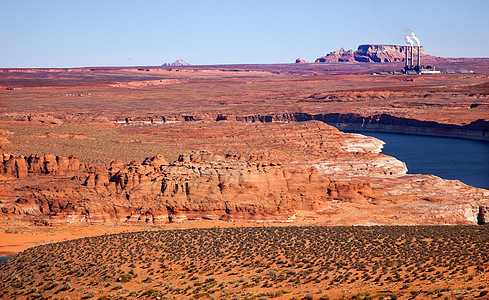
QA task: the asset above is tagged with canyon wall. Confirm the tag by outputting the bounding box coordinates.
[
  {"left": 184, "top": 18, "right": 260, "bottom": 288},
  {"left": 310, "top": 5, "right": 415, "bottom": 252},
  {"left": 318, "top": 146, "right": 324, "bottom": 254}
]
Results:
[
  {"left": 121, "top": 113, "right": 489, "bottom": 141},
  {"left": 0, "top": 152, "right": 377, "bottom": 224},
  {"left": 1, "top": 121, "right": 488, "bottom": 227},
  {"left": 292, "top": 113, "right": 489, "bottom": 141},
  {"left": 4, "top": 109, "right": 487, "bottom": 141}
]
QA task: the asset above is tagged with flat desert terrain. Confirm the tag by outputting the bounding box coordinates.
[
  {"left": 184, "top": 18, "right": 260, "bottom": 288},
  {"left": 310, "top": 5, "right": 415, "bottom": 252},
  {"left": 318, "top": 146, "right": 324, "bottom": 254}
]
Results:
[{"left": 1, "top": 60, "right": 488, "bottom": 299}]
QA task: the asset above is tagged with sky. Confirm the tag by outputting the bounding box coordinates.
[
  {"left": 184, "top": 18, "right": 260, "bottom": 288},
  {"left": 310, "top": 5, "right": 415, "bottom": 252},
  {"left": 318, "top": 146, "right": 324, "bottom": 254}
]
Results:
[{"left": 1, "top": 0, "right": 488, "bottom": 68}]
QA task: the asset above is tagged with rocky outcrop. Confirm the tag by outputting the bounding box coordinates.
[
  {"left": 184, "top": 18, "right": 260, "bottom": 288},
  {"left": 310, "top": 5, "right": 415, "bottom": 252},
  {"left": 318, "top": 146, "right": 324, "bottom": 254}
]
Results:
[
  {"left": 478, "top": 206, "right": 489, "bottom": 225},
  {"left": 0, "top": 151, "right": 377, "bottom": 224},
  {"left": 211, "top": 112, "right": 488, "bottom": 141},
  {"left": 216, "top": 112, "right": 489, "bottom": 141},
  {"left": 295, "top": 58, "right": 310, "bottom": 63},
  {"left": 1, "top": 151, "right": 487, "bottom": 227},
  {"left": 315, "top": 48, "right": 356, "bottom": 63},
  {"left": 1, "top": 154, "right": 87, "bottom": 178},
  {"left": 1, "top": 121, "right": 487, "bottom": 226},
  {"left": 0, "top": 130, "right": 13, "bottom": 146},
  {"left": 293, "top": 113, "right": 489, "bottom": 141},
  {"left": 162, "top": 59, "right": 191, "bottom": 67},
  {"left": 315, "top": 44, "right": 433, "bottom": 63}
]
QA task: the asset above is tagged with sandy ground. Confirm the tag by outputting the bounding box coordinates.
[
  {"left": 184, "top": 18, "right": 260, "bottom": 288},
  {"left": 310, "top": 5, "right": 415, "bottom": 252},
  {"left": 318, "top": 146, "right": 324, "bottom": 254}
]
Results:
[
  {"left": 0, "top": 225, "right": 128, "bottom": 256},
  {"left": 0, "top": 220, "right": 298, "bottom": 256}
]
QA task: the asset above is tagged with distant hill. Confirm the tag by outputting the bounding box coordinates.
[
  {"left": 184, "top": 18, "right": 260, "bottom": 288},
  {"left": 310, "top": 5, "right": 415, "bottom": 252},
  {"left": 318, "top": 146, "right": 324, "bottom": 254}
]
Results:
[
  {"left": 295, "top": 58, "right": 310, "bottom": 64},
  {"left": 162, "top": 59, "right": 191, "bottom": 66}
]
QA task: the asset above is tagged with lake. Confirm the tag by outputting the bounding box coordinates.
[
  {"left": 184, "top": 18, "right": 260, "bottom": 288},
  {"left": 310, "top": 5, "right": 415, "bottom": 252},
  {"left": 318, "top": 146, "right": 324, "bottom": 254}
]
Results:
[
  {"left": 347, "top": 131, "right": 489, "bottom": 190},
  {"left": 0, "top": 256, "right": 13, "bottom": 264}
]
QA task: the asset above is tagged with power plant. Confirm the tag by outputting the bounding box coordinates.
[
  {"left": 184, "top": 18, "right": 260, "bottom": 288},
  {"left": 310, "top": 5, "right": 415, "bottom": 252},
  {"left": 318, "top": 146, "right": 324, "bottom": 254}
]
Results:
[{"left": 403, "top": 32, "right": 440, "bottom": 74}]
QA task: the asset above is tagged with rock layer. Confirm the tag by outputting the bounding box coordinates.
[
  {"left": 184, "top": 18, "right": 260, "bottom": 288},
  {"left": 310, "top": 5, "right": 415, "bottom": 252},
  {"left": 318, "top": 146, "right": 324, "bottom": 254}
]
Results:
[
  {"left": 0, "top": 151, "right": 375, "bottom": 224},
  {"left": 1, "top": 121, "right": 487, "bottom": 226},
  {"left": 315, "top": 44, "right": 434, "bottom": 63},
  {"left": 1, "top": 154, "right": 87, "bottom": 178}
]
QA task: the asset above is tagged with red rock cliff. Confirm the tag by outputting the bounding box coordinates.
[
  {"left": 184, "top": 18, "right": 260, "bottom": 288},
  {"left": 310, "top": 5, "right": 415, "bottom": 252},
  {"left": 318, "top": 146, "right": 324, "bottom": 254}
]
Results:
[
  {"left": 0, "top": 151, "right": 374, "bottom": 224},
  {"left": 315, "top": 44, "right": 433, "bottom": 63}
]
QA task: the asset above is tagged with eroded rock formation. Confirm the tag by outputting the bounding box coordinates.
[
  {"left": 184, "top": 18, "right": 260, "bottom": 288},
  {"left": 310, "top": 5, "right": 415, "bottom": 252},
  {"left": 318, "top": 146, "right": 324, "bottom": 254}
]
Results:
[
  {"left": 295, "top": 58, "right": 310, "bottom": 64},
  {"left": 315, "top": 44, "right": 435, "bottom": 63},
  {"left": 1, "top": 154, "right": 87, "bottom": 178},
  {"left": 315, "top": 48, "right": 356, "bottom": 62},
  {"left": 1, "top": 121, "right": 487, "bottom": 226},
  {"left": 162, "top": 59, "right": 191, "bottom": 67},
  {"left": 478, "top": 206, "right": 489, "bottom": 225},
  {"left": 0, "top": 151, "right": 378, "bottom": 224}
]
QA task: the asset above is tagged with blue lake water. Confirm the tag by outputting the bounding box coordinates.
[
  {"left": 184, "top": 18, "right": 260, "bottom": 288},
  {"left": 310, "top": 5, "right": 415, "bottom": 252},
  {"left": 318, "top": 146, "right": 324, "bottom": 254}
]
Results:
[
  {"left": 0, "top": 256, "right": 13, "bottom": 264},
  {"left": 347, "top": 131, "right": 489, "bottom": 190}
]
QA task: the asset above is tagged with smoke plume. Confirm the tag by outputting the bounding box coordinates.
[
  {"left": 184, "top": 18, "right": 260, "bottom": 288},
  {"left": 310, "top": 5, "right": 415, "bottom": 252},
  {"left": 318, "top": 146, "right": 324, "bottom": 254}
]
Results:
[
  {"left": 410, "top": 32, "right": 421, "bottom": 46},
  {"left": 405, "top": 35, "right": 414, "bottom": 46}
]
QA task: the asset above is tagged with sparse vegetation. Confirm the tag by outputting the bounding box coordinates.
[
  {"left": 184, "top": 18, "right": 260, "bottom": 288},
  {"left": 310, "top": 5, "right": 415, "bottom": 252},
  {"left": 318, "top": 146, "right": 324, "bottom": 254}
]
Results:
[
  {"left": 0, "top": 226, "right": 488, "bottom": 299},
  {"left": 0, "top": 123, "right": 178, "bottom": 164}
]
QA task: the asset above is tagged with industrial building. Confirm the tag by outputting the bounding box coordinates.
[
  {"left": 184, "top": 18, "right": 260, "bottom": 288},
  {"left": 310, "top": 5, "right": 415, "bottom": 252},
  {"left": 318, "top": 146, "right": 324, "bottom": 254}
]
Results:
[{"left": 403, "top": 33, "right": 440, "bottom": 75}]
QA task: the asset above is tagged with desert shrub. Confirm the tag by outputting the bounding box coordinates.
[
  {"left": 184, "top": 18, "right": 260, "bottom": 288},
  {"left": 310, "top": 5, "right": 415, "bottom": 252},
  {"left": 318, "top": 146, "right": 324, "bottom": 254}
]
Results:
[
  {"left": 303, "top": 293, "right": 314, "bottom": 300},
  {"left": 479, "top": 291, "right": 488, "bottom": 297},
  {"left": 257, "top": 290, "right": 289, "bottom": 298},
  {"left": 59, "top": 282, "right": 72, "bottom": 291},
  {"left": 194, "top": 292, "right": 210, "bottom": 298},
  {"left": 42, "top": 281, "right": 59, "bottom": 291},
  {"left": 116, "top": 274, "right": 132, "bottom": 283},
  {"left": 267, "top": 270, "right": 278, "bottom": 280},
  {"left": 113, "top": 283, "right": 123, "bottom": 290},
  {"left": 141, "top": 288, "right": 159, "bottom": 296},
  {"left": 2, "top": 225, "right": 488, "bottom": 299},
  {"left": 81, "top": 290, "right": 96, "bottom": 299}
]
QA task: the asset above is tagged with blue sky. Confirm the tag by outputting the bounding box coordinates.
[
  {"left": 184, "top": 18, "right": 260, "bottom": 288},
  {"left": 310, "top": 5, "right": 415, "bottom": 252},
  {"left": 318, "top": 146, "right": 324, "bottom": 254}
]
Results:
[{"left": 1, "top": 0, "right": 488, "bottom": 68}]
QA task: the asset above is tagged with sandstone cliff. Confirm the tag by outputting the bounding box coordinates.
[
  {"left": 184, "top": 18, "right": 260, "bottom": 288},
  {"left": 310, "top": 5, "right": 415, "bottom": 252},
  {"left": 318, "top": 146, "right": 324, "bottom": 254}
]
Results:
[
  {"left": 0, "top": 151, "right": 376, "bottom": 224},
  {"left": 315, "top": 44, "right": 435, "bottom": 63},
  {"left": 1, "top": 154, "right": 87, "bottom": 178},
  {"left": 1, "top": 121, "right": 487, "bottom": 226}
]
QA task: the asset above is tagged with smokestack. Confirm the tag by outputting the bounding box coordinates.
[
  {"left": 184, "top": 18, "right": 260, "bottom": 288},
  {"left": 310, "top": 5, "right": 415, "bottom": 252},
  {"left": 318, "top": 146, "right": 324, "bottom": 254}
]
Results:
[
  {"left": 405, "top": 46, "right": 408, "bottom": 67},
  {"left": 405, "top": 35, "right": 414, "bottom": 68},
  {"left": 409, "top": 32, "right": 421, "bottom": 69},
  {"left": 418, "top": 46, "right": 421, "bottom": 68},
  {"left": 410, "top": 46, "right": 414, "bottom": 68}
]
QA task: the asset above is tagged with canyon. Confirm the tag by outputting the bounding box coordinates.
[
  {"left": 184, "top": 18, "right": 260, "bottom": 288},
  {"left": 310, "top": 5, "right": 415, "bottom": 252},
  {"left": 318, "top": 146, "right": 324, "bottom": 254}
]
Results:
[
  {"left": 1, "top": 60, "right": 489, "bottom": 254},
  {"left": 1, "top": 121, "right": 488, "bottom": 228}
]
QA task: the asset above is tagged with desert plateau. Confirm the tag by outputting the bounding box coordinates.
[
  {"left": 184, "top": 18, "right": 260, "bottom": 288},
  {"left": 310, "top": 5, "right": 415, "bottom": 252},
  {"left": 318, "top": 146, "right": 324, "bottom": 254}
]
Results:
[{"left": 1, "top": 47, "right": 489, "bottom": 299}]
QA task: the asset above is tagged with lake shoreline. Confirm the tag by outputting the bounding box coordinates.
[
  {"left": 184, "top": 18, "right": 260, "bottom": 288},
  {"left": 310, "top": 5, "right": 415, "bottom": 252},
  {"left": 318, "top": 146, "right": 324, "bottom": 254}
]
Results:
[
  {"left": 345, "top": 130, "right": 489, "bottom": 190},
  {"left": 332, "top": 123, "right": 489, "bottom": 142}
]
